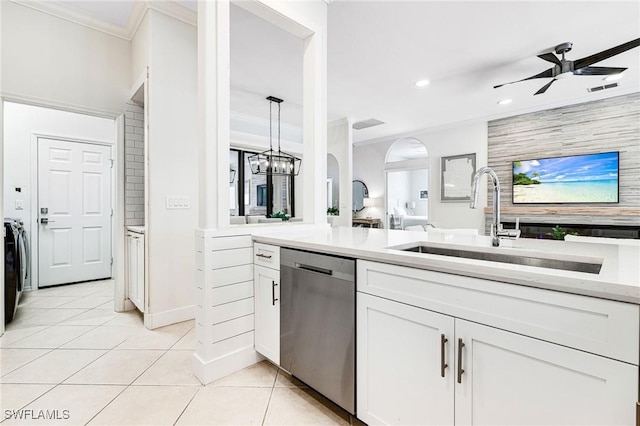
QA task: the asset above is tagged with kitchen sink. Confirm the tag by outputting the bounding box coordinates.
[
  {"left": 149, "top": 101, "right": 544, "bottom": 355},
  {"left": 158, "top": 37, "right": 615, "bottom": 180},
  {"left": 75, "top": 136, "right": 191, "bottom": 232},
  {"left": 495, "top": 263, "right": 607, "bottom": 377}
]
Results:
[{"left": 391, "top": 244, "right": 603, "bottom": 274}]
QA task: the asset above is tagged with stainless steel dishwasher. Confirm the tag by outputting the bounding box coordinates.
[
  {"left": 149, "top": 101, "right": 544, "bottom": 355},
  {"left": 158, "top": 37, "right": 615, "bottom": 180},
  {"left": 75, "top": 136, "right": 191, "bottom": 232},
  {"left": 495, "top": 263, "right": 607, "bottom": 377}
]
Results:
[{"left": 280, "top": 248, "right": 355, "bottom": 414}]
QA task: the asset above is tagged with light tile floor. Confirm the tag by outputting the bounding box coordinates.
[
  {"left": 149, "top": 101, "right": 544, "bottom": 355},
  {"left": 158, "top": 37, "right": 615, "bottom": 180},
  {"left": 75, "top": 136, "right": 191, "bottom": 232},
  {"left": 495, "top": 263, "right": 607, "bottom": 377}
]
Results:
[{"left": 1, "top": 281, "right": 361, "bottom": 425}]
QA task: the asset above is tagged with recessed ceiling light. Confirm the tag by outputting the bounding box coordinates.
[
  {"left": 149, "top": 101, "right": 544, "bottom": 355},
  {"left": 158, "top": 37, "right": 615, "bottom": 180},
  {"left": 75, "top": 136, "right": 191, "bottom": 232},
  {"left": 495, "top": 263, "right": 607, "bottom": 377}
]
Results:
[
  {"left": 415, "top": 79, "right": 430, "bottom": 88},
  {"left": 497, "top": 99, "right": 512, "bottom": 105},
  {"left": 603, "top": 74, "right": 624, "bottom": 82}
]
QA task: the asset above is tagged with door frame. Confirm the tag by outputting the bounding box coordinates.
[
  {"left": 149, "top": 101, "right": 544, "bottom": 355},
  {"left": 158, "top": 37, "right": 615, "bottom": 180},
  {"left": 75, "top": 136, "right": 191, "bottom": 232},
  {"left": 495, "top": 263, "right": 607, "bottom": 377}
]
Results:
[
  {"left": 384, "top": 164, "right": 430, "bottom": 229},
  {"left": 30, "top": 133, "right": 116, "bottom": 290}
]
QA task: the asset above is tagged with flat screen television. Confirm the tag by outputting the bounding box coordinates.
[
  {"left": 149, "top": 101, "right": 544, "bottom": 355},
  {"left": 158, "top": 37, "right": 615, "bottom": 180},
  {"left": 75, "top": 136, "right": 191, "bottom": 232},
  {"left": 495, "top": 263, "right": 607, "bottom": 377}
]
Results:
[{"left": 512, "top": 151, "right": 619, "bottom": 204}]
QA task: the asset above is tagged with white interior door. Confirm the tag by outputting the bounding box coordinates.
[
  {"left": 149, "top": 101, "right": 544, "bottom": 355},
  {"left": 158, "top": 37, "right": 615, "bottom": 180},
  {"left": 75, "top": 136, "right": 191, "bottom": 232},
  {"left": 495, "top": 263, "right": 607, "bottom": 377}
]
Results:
[{"left": 38, "top": 138, "right": 112, "bottom": 288}]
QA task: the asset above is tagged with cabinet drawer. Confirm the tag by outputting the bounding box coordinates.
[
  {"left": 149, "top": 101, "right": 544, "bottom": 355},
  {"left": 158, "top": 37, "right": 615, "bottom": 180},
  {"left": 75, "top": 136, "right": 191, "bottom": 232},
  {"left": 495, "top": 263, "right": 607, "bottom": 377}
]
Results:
[
  {"left": 358, "top": 260, "right": 640, "bottom": 365},
  {"left": 254, "top": 243, "right": 280, "bottom": 270}
]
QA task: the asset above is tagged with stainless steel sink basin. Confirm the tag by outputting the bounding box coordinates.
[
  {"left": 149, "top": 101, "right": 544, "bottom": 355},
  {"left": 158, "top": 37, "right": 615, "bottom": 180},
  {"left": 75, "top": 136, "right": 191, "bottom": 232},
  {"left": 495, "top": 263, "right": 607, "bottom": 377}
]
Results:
[{"left": 394, "top": 244, "right": 602, "bottom": 274}]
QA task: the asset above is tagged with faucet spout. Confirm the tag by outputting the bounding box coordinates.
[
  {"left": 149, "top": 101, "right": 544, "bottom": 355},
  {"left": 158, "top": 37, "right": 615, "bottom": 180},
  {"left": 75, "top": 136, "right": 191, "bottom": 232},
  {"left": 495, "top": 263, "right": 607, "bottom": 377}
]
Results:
[{"left": 470, "top": 167, "right": 511, "bottom": 247}]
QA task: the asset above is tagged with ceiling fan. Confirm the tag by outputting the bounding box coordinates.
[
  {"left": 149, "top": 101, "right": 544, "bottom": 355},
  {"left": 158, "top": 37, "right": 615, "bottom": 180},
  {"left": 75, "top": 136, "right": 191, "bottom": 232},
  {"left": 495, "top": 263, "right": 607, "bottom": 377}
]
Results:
[{"left": 494, "top": 38, "right": 640, "bottom": 95}]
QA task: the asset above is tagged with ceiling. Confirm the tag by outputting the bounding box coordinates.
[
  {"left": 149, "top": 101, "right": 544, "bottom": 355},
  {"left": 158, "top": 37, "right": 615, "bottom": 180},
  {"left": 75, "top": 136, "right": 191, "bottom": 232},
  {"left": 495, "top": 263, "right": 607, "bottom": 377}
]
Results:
[{"left": 45, "top": 1, "right": 640, "bottom": 144}]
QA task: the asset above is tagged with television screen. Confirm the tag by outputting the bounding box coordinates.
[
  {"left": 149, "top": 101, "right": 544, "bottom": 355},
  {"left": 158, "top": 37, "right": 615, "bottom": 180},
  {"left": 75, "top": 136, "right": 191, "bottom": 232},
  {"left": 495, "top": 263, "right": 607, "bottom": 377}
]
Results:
[{"left": 512, "top": 151, "right": 619, "bottom": 204}]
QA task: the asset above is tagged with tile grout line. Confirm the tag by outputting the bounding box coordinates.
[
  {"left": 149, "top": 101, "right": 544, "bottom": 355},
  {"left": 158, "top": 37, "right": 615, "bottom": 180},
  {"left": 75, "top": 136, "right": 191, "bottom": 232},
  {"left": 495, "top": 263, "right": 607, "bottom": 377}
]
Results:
[
  {"left": 172, "top": 386, "right": 203, "bottom": 425},
  {"left": 260, "top": 368, "right": 279, "bottom": 425},
  {"left": 0, "top": 347, "right": 56, "bottom": 378},
  {"left": 82, "top": 383, "right": 131, "bottom": 425},
  {"left": 0, "top": 382, "right": 59, "bottom": 422}
]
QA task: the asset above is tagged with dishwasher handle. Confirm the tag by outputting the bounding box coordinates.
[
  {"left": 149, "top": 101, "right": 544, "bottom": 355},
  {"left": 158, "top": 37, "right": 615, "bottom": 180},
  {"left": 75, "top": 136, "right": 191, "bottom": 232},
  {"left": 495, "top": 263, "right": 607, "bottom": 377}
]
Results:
[{"left": 295, "top": 263, "right": 333, "bottom": 276}]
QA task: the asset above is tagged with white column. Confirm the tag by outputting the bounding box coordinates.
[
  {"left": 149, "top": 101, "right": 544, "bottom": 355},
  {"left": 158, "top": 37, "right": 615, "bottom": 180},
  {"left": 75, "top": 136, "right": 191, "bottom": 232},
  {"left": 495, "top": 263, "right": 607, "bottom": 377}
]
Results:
[
  {"left": 198, "top": 0, "right": 230, "bottom": 231},
  {"left": 301, "top": 23, "right": 328, "bottom": 225}
]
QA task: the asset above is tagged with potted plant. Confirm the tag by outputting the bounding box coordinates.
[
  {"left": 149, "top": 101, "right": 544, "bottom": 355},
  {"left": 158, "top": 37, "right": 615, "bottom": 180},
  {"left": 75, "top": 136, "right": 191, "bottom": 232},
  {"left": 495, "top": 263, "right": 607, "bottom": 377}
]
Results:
[
  {"left": 270, "top": 211, "right": 290, "bottom": 221},
  {"left": 548, "top": 225, "right": 579, "bottom": 240}
]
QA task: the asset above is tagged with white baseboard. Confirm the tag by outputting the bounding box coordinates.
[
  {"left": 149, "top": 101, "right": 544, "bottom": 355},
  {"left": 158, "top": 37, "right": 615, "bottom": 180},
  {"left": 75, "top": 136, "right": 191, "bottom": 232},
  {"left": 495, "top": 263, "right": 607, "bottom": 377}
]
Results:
[
  {"left": 145, "top": 304, "right": 195, "bottom": 329},
  {"left": 118, "top": 299, "right": 136, "bottom": 312},
  {"left": 193, "top": 347, "right": 263, "bottom": 385}
]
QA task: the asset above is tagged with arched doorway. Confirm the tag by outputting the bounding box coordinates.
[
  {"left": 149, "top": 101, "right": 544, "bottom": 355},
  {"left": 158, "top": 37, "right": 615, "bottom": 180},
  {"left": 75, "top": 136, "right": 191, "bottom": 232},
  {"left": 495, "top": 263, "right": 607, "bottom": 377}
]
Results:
[{"left": 384, "top": 138, "right": 429, "bottom": 229}]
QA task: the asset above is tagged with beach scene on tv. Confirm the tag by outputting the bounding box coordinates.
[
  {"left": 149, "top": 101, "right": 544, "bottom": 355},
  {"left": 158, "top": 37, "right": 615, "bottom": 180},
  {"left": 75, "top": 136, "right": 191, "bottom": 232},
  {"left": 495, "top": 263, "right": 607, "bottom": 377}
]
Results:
[{"left": 513, "top": 152, "right": 619, "bottom": 203}]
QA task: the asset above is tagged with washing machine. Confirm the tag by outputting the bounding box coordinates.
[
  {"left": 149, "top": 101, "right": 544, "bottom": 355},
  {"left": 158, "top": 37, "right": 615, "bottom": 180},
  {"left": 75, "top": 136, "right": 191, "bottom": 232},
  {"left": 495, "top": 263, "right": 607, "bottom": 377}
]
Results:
[{"left": 4, "top": 219, "right": 26, "bottom": 324}]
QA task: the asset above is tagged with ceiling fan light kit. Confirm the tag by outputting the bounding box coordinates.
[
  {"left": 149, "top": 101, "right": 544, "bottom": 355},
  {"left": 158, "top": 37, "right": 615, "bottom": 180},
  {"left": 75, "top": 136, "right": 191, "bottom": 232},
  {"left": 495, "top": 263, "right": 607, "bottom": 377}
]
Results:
[
  {"left": 248, "top": 96, "right": 301, "bottom": 176},
  {"left": 494, "top": 38, "right": 640, "bottom": 95}
]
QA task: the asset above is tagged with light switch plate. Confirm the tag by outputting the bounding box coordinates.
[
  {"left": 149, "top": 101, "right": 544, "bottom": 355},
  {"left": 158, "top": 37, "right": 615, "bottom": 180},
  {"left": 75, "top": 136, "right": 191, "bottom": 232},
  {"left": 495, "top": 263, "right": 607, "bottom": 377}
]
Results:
[
  {"left": 165, "top": 196, "right": 190, "bottom": 209},
  {"left": 15, "top": 199, "right": 24, "bottom": 210}
]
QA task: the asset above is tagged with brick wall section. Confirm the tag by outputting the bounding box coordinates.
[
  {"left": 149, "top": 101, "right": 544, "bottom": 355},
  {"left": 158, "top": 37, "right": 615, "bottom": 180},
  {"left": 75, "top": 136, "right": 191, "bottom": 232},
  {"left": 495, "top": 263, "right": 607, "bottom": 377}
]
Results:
[{"left": 125, "top": 101, "right": 145, "bottom": 226}]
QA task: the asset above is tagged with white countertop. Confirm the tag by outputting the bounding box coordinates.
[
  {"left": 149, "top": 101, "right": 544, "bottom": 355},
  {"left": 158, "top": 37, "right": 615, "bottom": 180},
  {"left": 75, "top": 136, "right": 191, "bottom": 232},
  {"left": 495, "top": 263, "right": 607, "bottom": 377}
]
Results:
[
  {"left": 127, "top": 226, "right": 145, "bottom": 234},
  {"left": 252, "top": 227, "right": 640, "bottom": 304}
]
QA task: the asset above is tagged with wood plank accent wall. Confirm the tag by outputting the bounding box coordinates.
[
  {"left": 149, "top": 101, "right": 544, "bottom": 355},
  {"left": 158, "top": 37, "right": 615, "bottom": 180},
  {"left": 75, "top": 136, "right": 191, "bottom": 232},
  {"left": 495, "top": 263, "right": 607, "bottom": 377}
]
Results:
[{"left": 487, "top": 92, "right": 640, "bottom": 227}]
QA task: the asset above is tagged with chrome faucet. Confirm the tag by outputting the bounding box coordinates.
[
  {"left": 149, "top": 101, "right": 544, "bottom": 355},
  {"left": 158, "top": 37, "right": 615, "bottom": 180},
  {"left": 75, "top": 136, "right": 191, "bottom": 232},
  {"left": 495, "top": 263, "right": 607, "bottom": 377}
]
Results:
[{"left": 470, "top": 167, "right": 520, "bottom": 247}]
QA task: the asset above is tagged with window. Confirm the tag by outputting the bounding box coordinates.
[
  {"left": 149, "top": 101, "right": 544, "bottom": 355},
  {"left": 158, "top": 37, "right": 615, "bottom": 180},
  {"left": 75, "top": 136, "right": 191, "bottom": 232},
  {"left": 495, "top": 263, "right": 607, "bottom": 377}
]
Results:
[{"left": 231, "top": 149, "right": 296, "bottom": 217}]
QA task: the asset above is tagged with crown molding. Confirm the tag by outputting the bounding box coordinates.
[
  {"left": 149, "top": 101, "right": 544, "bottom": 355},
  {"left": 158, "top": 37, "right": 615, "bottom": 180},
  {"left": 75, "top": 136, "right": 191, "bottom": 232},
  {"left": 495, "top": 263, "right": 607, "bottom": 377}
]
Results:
[
  {"left": 147, "top": 1, "right": 196, "bottom": 28},
  {"left": 1, "top": 91, "right": 122, "bottom": 119},
  {"left": 231, "top": 111, "right": 303, "bottom": 144},
  {"left": 10, "top": 0, "right": 196, "bottom": 41},
  {"left": 11, "top": 0, "right": 133, "bottom": 40}
]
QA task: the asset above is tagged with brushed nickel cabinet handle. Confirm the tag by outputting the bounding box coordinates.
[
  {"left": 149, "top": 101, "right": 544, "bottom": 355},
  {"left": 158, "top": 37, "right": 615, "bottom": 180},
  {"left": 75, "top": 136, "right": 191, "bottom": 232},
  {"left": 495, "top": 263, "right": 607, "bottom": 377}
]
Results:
[
  {"left": 440, "top": 334, "right": 448, "bottom": 378},
  {"left": 256, "top": 253, "right": 272, "bottom": 259},
  {"left": 272, "top": 280, "right": 278, "bottom": 305},
  {"left": 457, "top": 338, "right": 465, "bottom": 384}
]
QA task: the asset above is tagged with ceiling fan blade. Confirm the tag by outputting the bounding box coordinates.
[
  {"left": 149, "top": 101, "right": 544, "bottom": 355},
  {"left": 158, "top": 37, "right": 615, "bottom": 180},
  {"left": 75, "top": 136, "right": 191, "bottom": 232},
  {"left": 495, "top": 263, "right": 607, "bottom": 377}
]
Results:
[
  {"left": 573, "top": 66, "right": 627, "bottom": 76},
  {"left": 573, "top": 38, "right": 640, "bottom": 69},
  {"left": 538, "top": 52, "right": 562, "bottom": 66},
  {"left": 494, "top": 68, "right": 554, "bottom": 89},
  {"left": 534, "top": 78, "right": 556, "bottom": 95}
]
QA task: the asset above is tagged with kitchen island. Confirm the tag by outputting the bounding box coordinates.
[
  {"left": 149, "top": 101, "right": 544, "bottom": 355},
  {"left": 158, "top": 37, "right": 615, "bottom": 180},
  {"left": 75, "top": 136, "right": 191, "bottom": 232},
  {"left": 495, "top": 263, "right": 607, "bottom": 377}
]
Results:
[
  {"left": 253, "top": 226, "right": 640, "bottom": 304},
  {"left": 249, "top": 226, "right": 639, "bottom": 425}
]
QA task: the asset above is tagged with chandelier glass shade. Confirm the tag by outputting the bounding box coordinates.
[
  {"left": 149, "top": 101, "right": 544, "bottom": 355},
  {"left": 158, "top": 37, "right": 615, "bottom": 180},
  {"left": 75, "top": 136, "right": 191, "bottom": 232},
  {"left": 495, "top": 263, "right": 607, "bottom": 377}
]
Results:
[{"left": 248, "top": 96, "right": 301, "bottom": 176}]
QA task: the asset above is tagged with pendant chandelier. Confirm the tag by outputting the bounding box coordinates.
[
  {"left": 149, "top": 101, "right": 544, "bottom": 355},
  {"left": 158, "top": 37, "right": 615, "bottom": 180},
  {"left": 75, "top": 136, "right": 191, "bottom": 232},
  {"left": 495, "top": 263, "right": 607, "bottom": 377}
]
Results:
[{"left": 248, "top": 96, "right": 301, "bottom": 176}]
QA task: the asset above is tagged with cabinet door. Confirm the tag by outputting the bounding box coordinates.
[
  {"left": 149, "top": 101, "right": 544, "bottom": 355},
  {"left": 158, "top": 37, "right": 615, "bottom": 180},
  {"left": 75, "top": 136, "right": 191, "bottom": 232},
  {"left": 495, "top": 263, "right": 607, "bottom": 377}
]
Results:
[
  {"left": 357, "top": 292, "right": 455, "bottom": 426},
  {"left": 135, "top": 235, "right": 145, "bottom": 313},
  {"left": 127, "top": 233, "right": 144, "bottom": 312},
  {"left": 127, "top": 234, "right": 138, "bottom": 307},
  {"left": 254, "top": 265, "right": 280, "bottom": 364},
  {"left": 455, "top": 319, "right": 638, "bottom": 426}
]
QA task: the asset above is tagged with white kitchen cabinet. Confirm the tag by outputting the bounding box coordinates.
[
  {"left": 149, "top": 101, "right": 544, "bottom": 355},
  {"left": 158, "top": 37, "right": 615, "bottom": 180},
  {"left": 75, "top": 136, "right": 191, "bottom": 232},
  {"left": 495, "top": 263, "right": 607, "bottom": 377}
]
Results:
[
  {"left": 455, "top": 319, "right": 638, "bottom": 426},
  {"left": 253, "top": 243, "right": 280, "bottom": 364},
  {"left": 127, "top": 231, "right": 145, "bottom": 312},
  {"left": 357, "top": 292, "right": 454, "bottom": 426},
  {"left": 357, "top": 261, "right": 640, "bottom": 426}
]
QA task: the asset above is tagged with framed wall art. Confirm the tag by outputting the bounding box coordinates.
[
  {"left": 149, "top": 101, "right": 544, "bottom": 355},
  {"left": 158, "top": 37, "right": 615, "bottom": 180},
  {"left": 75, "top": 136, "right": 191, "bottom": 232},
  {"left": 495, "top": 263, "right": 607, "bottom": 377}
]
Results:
[{"left": 441, "top": 153, "right": 476, "bottom": 202}]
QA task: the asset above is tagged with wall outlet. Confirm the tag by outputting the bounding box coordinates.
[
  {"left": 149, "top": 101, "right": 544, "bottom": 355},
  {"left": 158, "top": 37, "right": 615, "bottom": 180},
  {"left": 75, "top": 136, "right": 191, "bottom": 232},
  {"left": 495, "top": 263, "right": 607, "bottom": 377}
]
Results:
[
  {"left": 165, "top": 196, "right": 190, "bottom": 209},
  {"left": 15, "top": 199, "right": 24, "bottom": 210}
]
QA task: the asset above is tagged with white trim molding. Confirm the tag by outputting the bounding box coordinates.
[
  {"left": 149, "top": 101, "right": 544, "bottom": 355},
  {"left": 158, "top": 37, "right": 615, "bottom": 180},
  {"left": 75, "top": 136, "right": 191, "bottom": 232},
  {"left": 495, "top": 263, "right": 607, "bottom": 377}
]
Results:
[{"left": 10, "top": 0, "right": 195, "bottom": 41}]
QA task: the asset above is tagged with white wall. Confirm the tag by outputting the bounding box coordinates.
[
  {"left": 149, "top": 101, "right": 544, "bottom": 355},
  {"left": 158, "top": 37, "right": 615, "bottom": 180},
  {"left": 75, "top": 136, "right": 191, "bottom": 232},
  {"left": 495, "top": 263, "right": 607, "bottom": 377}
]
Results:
[
  {"left": 409, "top": 169, "right": 428, "bottom": 216},
  {"left": 131, "top": 11, "right": 150, "bottom": 85},
  {"left": 3, "top": 102, "right": 116, "bottom": 289},
  {"left": 387, "top": 170, "right": 411, "bottom": 209},
  {"left": 327, "top": 117, "right": 353, "bottom": 226},
  {"left": 0, "top": 1, "right": 130, "bottom": 116},
  {"left": 354, "top": 121, "right": 488, "bottom": 232},
  {"left": 144, "top": 11, "right": 198, "bottom": 325}
]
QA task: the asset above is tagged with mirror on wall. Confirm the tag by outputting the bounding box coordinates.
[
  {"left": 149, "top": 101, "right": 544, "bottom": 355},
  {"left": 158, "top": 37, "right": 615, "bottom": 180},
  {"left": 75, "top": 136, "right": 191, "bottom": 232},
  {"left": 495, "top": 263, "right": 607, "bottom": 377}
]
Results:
[{"left": 352, "top": 180, "right": 368, "bottom": 212}]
